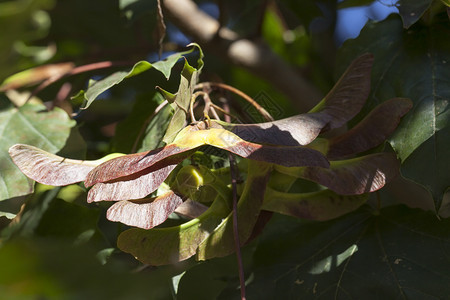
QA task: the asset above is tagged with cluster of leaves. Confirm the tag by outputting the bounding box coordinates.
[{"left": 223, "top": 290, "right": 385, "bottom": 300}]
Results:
[{"left": 0, "top": 0, "right": 449, "bottom": 299}]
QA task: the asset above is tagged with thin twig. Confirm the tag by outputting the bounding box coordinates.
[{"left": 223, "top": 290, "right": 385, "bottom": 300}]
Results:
[
  {"left": 196, "top": 82, "right": 274, "bottom": 121},
  {"left": 131, "top": 100, "right": 168, "bottom": 153},
  {"left": 229, "top": 153, "right": 246, "bottom": 300}
]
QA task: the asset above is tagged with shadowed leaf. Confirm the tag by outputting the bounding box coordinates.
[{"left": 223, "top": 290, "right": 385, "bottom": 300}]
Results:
[
  {"left": 9, "top": 144, "right": 124, "bottom": 186},
  {"left": 215, "top": 53, "right": 374, "bottom": 146},
  {"left": 196, "top": 162, "right": 272, "bottom": 260},
  {"left": 0, "top": 98, "right": 75, "bottom": 201},
  {"left": 106, "top": 191, "right": 183, "bottom": 229},
  {"left": 276, "top": 153, "right": 400, "bottom": 195},
  {"left": 117, "top": 195, "right": 231, "bottom": 265},
  {"left": 262, "top": 187, "right": 368, "bottom": 221},
  {"left": 241, "top": 205, "right": 450, "bottom": 299},
  {"left": 327, "top": 98, "right": 412, "bottom": 159}
]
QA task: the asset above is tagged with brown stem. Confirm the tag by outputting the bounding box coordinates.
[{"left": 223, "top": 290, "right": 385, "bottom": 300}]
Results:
[
  {"left": 229, "top": 153, "right": 246, "bottom": 300},
  {"left": 196, "top": 82, "right": 274, "bottom": 121}
]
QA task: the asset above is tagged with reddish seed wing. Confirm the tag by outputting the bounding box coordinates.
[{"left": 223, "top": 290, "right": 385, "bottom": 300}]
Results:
[
  {"left": 87, "top": 164, "right": 178, "bottom": 202},
  {"left": 9, "top": 144, "right": 97, "bottom": 186},
  {"left": 106, "top": 191, "right": 184, "bottom": 229}
]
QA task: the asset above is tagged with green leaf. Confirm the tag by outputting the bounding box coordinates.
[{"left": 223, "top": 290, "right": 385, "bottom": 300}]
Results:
[
  {"left": 74, "top": 44, "right": 202, "bottom": 110},
  {"left": 0, "top": 96, "right": 75, "bottom": 201},
  {"left": 262, "top": 187, "right": 368, "bottom": 221},
  {"left": 337, "top": 13, "right": 450, "bottom": 210},
  {"left": 117, "top": 195, "right": 231, "bottom": 265},
  {"left": 161, "top": 59, "right": 198, "bottom": 144},
  {"left": 240, "top": 205, "right": 450, "bottom": 299},
  {"left": 196, "top": 161, "right": 272, "bottom": 260},
  {"left": 397, "top": 0, "right": 433, "bottom": 28}
]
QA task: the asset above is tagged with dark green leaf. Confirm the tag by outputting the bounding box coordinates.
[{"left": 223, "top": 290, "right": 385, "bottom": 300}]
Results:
[
  {"left": 397, "top": 0, "right": 433, "bottom": 28},
  {"left": 337, "top": 13, "right": 450, "bottom": 210},
  {"left": 241, "top": 205, "right": 450, "bottom": 299}
]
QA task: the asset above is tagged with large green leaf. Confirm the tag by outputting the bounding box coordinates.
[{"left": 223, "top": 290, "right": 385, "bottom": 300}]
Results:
[
  {"left": 236, "top": 205, "right": 450, "bottom": 299},
  {"left": 0, "top": 96, "right": 75, "bottom": 201},
  {"left": 337, "top": 13, "right": 450, "bottom": 211}
]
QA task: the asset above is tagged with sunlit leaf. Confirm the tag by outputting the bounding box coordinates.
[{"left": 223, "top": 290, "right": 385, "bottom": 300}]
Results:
[
  {"left": 106, "top": 191, "right": 183, "bottom": 229},
  {"left": 216, "top": 53, "right": 374, "bottom": 146},
  {"left": 0, "top": 97, "right": 75, "bottom": 201},
  {"left": 262, "top": 187, "right": 368, "bottom": 221},
  {"left": 327, "top": 98, "right": 412, "bottom": 159},
  {"left": 196, "top": 162, "right": 272, "bottom": 260},
  {"left": 276, "top": 153, "right": 400, "bottom": 195},
  {"left": 117, "top": 195, "right": 231, "bottom": 265}
]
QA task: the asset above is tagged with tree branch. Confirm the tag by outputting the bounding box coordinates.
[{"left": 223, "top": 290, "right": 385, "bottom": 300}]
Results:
[{"left": 162, "top": 0, "right": 323, "bottom": 112}]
